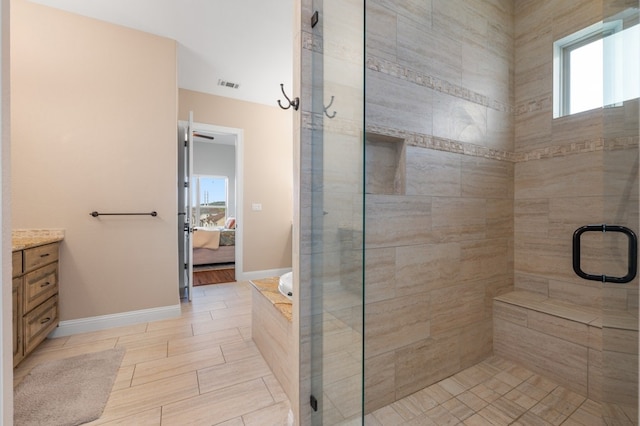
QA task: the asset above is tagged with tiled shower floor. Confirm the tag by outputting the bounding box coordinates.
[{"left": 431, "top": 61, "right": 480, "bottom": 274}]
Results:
[{"left": 365, "top": 355, "right": 633, "bottom": 426}]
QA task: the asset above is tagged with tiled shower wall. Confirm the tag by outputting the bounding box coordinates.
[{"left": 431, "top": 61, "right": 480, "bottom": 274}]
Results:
[
  {"left": 364, "top": 0, "right": 639, "bottom": 414},
  {"left": 364, "top": 0, "right": 515, "bottom": 412},
  {"left": 513, "top": 0, "right": 639, "bottom": 309},
  {"left": 513, "top": 0, "right": 639, "bottom": 410}
]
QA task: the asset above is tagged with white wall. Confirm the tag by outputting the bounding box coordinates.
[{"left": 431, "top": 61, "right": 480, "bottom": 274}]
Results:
[{"left": 193, "top": 142, "right": 237, "bottom": 219}]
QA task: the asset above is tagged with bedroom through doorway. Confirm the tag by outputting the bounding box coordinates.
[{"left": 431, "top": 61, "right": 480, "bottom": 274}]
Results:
[{"left": 191, "top": 123, "right": 243, "bottom": 286}]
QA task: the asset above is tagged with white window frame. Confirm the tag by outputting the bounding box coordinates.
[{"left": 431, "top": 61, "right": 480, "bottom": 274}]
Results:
[
  {"left": 553, "top": 20, "right": 620, "bottom": 118},
  {"left": 192, "top": 174, "right": 228, "bottom": 228},
  {"left": 554, "top": 8, "right": 639, "bottom": 119}
]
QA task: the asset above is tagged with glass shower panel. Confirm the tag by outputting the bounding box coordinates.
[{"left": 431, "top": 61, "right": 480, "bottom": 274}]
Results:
[
  {"left": 601, "top": 3, "right": 639, "bottom": 423},
  {"left": 309, "top": 0, "right": 365, "bottom": 424}
]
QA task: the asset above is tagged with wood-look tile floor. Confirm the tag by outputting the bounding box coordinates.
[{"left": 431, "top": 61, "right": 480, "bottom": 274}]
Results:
[
  {"left": 13, "top": 281, "right": 291, "bottom": 426},
  {"left": 14, "top": 282, "right": 636, "bottom": 426}
]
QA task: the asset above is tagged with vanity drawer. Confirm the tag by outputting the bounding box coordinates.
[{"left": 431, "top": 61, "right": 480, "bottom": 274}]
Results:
[
  {"left": 24, "top": 243, "right": 59, "bottom": 273},
  {"left": 23, "top": 262, "right": 58, "bottom": 313},
  {"left": 23, "top": 295, "right": 58, "bottom": 355},
  {"left": 12, "top": 251, "right": 23, "bottom": 277}
]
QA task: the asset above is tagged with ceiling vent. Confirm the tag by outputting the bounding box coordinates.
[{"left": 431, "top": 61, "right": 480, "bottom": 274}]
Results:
[{"left": 217, "top": 79, "right": 240, "bottom": 89}]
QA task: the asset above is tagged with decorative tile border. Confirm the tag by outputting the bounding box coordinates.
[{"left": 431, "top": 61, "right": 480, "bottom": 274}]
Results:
[
  {"left": 515, "top": 94, "right": 553, "bottom": 116},
  {"left": 303, "top": 114, "right": 638, "bottom": 163},
  {"left": 365, "top": 124, "right": 516, "bottom": 162},
  {"left": 366, "top": 57, "right": 513, "bottom": 114},
  {"left": 302, "top": 35, "right": 638, "bottom": 163}
]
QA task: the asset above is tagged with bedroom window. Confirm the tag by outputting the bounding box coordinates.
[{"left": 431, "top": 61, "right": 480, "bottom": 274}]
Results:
[
  {"left": 553, "top": 10, "right": 639, "bottom": 118},
  {"left": 192, "top": 175, "right": 228, "bottom": 228}
]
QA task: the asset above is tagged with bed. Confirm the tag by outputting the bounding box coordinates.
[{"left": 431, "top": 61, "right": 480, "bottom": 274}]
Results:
[{"left": 192, "top": 226, "right": 236, "bottom": 265}]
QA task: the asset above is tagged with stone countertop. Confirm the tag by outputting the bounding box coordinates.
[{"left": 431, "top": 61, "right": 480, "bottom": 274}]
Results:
[
  {"left": 250, "top": 277, "right": 292, "bottom": 322},
  {"left": 12, "top": 229, "right": 65, "bottom": 251}
]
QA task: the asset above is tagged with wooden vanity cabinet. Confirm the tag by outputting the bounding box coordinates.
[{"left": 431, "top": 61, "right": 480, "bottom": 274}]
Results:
[{"left": 12, "top": 242, "right": 59, "bottom": 366}]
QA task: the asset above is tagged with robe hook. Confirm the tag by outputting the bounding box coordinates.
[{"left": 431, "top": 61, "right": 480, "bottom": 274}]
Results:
[
  {"left": 324, "top": 96, "right": 336, "bottom": 119},
  {"left": 277, "top": 84, "right": 299, "bottom": 111}
]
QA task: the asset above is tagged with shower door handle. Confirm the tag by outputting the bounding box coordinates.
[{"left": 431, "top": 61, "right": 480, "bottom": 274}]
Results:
[{"left": 572, "top": 224, "right": 638, "bottom": 283}]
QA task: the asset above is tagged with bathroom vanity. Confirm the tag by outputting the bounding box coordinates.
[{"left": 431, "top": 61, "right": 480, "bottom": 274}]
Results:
[{"left": 12, "top": 230, "right": 64, "bottom": 367}]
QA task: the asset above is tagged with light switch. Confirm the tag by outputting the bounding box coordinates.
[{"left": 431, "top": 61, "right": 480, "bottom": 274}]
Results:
[{"left": 252, "top": 203, "right": 262, "bottom": 211}]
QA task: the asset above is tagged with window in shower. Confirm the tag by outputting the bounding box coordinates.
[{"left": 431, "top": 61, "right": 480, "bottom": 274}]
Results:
[{"left": 553, "top": 9, "right": 639, "bottom": 118}]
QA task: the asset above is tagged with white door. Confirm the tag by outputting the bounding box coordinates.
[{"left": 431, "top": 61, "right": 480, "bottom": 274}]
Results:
[
  {"left": 177, "top": 112, "right": 195, "bottom": 301},
  {"left": 186, "top": 111, "right": 195, "bottom": 301}
]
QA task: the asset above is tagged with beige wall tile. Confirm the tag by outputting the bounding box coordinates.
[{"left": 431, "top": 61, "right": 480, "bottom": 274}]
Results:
[
  {"left": 602, "top": 328, "right": 638, "bottom": 355},
  {"left": 461, "top": 157, "right": 513, "bottom": 199},
  {"left": 365, "top": 1, "right": 398, "bottom": 62},
  {"left": 514, "top": 199, "right": 549, "bottom": 236},
  {"left": 397, "top": 15, "right": 462, "bottom": 86},
  {"left": 366, "top": 70, "right": 434, "bottom": 136},
  {"left": 431, "top": 282, "right": 485, "bottom": 334},
  {"left": 548, "top": 280, "right": 601, "bottom": 309},
  {"left": 588, "top": 348, "right": 603, "bottom": 402},
  {"left": 494, "top": 318, "right": 588, "bottom": 395},
  {"left": 459, "top": 239, "right": 509, "bottom": 282},
  {"left": 462, "top": 39, "right": 511, "bottom": 104},
  {"left": 395, "top": 332, "right": 461, "bottom": 399},
  {"left": 459, "top": 319, "right": 493, "bottom": 368},
  {"left": 552, "top": 109, "right": 603, "bottom": 145},
  {"left": 365, "top": 194, "right": 433, "bottom": 248},
  {"left": 395, "top": 242, "right": 461, "bottom": 296},
  {"left": 487, "top": 199, "right": 514, "bottom": 239},
  {"left": 514, "top": 272, "right": 549, "bottom": 295},
  {"left": 527, "top": 310, "right": 589, "bottom": 347},
  {"left": 602, "top": 347, "right": 638, "bottom": 405},
  {"left": 365, "top": 292, "right": 430, "bottom": 357},
  {"left": 551, "top": 0, "right": 604, "bottom": 40},
  {"left": 405, "top": 147, "right": 461, "bottom": 197},
  {"left": 364, "top": 247, "right": 397, "bottom": 303},
  {"left": 515, "top": 152, "right": 604, "bottom": 199},
  {"left": 494, "top": 300, "right": 529, "bottom": 327},
  {"left": 432, "top": 197, "right": 486, "bottom": 242},
  {"left": 432, "top": 92, "right": 487, "bottom": 146},
  {"left": 515, "top": 106, "right": 552, "bottom": 152},
  {"left": 487, "top": 108, "right": 515, "bottom": 152},
  {"left": 364, "top": 351, "right": 396, "bottom": 413}
]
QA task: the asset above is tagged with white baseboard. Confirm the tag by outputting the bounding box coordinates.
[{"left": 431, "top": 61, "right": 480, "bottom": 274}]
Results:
[
  {"left": 236, "top": 267, "right": 291, "bottom": 282},
  {"left": 49, "top": 304, "right": 182, "bottom": 338}
]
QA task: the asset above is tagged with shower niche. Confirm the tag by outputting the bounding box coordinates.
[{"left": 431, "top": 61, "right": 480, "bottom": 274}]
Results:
[{"left": 365, "top": 133, "right": 406, "bottom": 195}]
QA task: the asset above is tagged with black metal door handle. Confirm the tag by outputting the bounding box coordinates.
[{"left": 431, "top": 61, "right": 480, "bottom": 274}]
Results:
[{"left": 572, "top": 224, "right": 638, "bottom": 283}]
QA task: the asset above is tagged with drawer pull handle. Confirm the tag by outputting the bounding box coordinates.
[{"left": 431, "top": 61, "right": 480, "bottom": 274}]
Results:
[
  {"left": 40, "top": 253, "right": 50, "bottom": 258},
  {"left": 40, "top": 281, "right": 51, "bottom": 288},
  {"left": 40, "top": 317, "right": 51, "bottom": 324}
]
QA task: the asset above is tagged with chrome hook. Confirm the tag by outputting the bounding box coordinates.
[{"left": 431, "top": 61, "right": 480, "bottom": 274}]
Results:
[
  {"left": 324, "top": 96, "right": 336, "bottom": 119},
  {"left": 277, "top": 84, "right": 299, "bottom": 111}
]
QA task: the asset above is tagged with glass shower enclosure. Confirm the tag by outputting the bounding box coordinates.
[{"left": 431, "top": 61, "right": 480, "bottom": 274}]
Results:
[{"left": 304, "top": 0, "right": 638, "bottom": 424}]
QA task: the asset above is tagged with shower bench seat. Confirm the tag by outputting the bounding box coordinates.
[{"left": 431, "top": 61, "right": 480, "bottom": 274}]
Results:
[{"left": 493, "top": 291, "right": 608, "bottom": 402}]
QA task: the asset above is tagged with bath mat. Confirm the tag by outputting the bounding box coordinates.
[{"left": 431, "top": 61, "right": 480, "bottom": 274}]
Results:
[{"left": 14, "top": 347, "right": 125, "bottom": 426}]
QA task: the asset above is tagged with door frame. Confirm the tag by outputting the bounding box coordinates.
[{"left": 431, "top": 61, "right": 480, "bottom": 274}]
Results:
[{"left": 188, "top": 121, "right": 244, "bottom": 279}]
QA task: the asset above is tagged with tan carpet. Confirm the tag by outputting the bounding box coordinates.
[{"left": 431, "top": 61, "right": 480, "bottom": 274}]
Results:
[{"left": 14, "top": 347, "right": 125, "bottom": 426}]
